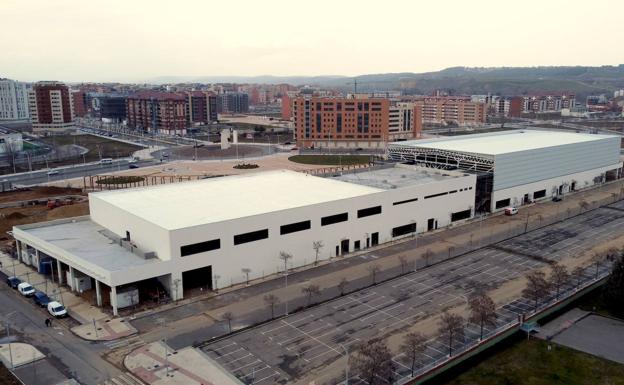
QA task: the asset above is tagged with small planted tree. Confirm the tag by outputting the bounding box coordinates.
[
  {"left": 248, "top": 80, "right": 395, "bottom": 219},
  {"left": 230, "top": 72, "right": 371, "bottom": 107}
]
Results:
[
  {"left": 424, "top": 249, "right": 434, "bottom": 267},
  {"left": 468, "top": 293, "right": 497, "bottom": 340},
  {"left": 241, "top": 268, "right": 251, "bottom": 285},
  {"left": 337, "top": 277, "right": 348, "bottom": 296},
  {"left": 522, "top": 270, "right": 550, "bottom": 312},
  {"left": 312, "top": 241, "right": 324, "bottom": 265},
  {"left": 222, "top": 311, "right": 234, "bottom": 333},
  {"left": 352, "top": 339, "right": 395, "bottom": 385},
  {"left": 438, "top": 311, "right": 465, "bottom": 357},
  {"left": 549, "top": 262, "right": 570, "bottom": 300},
  {"left": 571, "top": 266, "right": 585, "bottom": 289},
  {"left": 579, "top": 200, "right": 590, "bottom": 213},
  {"left": 602, "top": 253, "right": 624, "bottom": 318},
  {"left": 368, "top": 264, "right": 381, "bottom": 285},
  {"left": 264, "top": 294, "right": 280, "bottom": 319},
  {"left": 301, "top": 284, "right": 321, "bottom": 307},
  {"left": 591, "top": 253, "right": 604, "bottom": 279},
  {"left": 279, "top": 251, "right": 292, "bottom": 273},
  {"left": 398, "top": 255, "right": 409, "bottom": 274},
  {"left": 400, "top": 332, "right": 427, "bottom": 377}
]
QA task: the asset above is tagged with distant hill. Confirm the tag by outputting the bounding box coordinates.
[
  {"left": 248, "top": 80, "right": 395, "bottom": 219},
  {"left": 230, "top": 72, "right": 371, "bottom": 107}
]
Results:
[{"left": 146, "top": 65, "right": 624, "bottom": 98}]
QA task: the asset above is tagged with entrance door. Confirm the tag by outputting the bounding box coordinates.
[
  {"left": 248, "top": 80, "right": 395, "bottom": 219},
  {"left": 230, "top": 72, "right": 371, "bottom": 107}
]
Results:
[
  {"left": 340, "top": 239, "right": 349, "bottom": 255},
  {"left": 524, "top": 194, "right": 529, "bottom": 204},
  {"left": 335, "top": 245, "right": 339, "bottom": 256},
  {"left": 371, "top": 232, "right": 379, "bottom": 246},
  {"left": 366, "top": 238, "right": 370, "bottom": 248},
  {"left": 354, "top": 240, "right": 361, "bottom": 250},
  {"left": 427, "top": 218, "right": 435, "bottom": 231}
]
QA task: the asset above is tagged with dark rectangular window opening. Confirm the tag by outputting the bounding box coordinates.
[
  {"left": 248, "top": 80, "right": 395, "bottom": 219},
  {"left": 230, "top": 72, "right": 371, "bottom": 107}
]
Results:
[
  {"left": 495, "top": 198, "right": 511, "bottom": 209},
  {"left": 321, "top": 212, "right": 348, "bottom": 226},
  {"left": 451, "top": 209, "right": 471, "bottom": 222},
  {"left": 393, "top": 197, "right": 418, "bottom": 206},
  {"left": 234, "top": 229, "right": 269, "bottom": 245},
  {"left": 424, "top": 192, "right": 449, "bottom": 199},
  {"left": 533, "top": 189, "right": 546, "bottom": 199},
  {"left": 357, "top": 206, "right": 382, "bottom": 218},
  {"left": 280, "top": 220, "right": 311, "bottom": 235},
  {"left": 181, "top": 239, "right": 220, "bottom": 257},
  {"left": 448, "top": 190, "right": 457, "bottom": 194},
  {"left": 392, "top": 223, "right": 416, "bottom": 237}
]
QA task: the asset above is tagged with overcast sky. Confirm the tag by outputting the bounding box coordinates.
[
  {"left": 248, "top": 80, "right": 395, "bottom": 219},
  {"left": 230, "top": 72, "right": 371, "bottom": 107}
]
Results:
[{"left": 1, "top": 0, "right": 623, "bottom": 82}]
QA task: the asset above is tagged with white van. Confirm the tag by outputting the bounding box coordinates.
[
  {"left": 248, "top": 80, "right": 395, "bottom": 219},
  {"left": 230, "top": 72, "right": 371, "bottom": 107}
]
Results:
[
  {"left": 99, "top": 158, "right": 113, "bottom": 165},
  {"left": 17, "top": 282, "right": 36, "bottom": 297},
  {"left": 47, "top": 301, "right": 68, "bottom": 318},
  {"left": 504, "top": 207, "right": 519, "bottom": 216}
]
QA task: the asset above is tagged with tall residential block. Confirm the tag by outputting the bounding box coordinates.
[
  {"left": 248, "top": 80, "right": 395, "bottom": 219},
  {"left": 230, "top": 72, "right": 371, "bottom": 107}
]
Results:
[
  {"left": 415, "top": 96, "right": 486, "bottom": 125},
  {"left": 28, "top": 81, "right": 74, "bottom": 131},
  {"left": 293, "top": 97, "right": 422, "bottom": 149},
  {"left": 126, "top": 91, "right": 187, "bottom": 135},
  {"left": 0, "top": 79, "right": 30, "bottom": 120}
]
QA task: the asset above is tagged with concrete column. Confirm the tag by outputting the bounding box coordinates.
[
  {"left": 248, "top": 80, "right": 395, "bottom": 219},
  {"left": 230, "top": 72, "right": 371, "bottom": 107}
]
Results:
[
  {"left": 110, "top": 286, "right": 118, "bottom": 316},
  {"left": 68, "top": 266, "right": 75, "bottom": 291},
  {"left": 35, "top": 249, "right": 40, "bottom": 272},
  {"left": 95, "top": 280, "right": 102, "bottom": 307},
  {"left": 15, "top": 241, "right": 21, "bottom": 263},
  {"left": 56, "top": 259, "right": 63, "bottom": 284}
]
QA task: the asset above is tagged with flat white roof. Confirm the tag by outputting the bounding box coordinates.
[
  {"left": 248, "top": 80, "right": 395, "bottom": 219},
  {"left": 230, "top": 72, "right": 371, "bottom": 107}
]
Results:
[
  {"left": 91, "top": 170, "right": 382, "bottom": 230},
  {"left": 394, "top": 130, "right": 618, "bottom": 156}
]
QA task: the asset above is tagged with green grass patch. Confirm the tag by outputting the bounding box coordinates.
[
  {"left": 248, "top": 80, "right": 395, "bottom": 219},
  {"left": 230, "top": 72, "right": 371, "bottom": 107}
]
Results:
[
  {"left": 96, "top": 176, "right": 145, "bottom": 185},
  {"left": 288, "top": 155, "right": 371, "bottom": 166},
  {"left": 445, "top": 338, "right": 624, "bottom": 385}
]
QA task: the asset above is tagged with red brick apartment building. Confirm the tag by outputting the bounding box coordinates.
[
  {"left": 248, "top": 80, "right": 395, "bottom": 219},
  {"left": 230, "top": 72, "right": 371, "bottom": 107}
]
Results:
[
  {"left": 293, "top": 97, "right": 422, "bottom": 149},
  {"left": 28, "top": 81, "right": 75, "bottom": 132},
  {"left": 126, "top": 92, "right": 187, "bottom": 135},
  {"left": 509, "top": 93, "right": 576, "bottom": 117}
]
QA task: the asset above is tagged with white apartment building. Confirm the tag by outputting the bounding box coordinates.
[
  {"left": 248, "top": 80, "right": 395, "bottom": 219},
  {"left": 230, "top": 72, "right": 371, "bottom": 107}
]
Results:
[{"left": 0, "top": 79, "right": 30, "bottom": 120}]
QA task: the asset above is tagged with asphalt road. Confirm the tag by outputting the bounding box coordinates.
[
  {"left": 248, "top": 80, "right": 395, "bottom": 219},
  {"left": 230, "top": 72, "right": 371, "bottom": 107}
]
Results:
[
  {"left": 1, "top": 159, "right": 157, "bottom": 186},
  {"left": 0, "top": 274, "right": 123, "bottom": 385},
  {"left": 196, "top": 204, "right": 624, "bottom": 385}
]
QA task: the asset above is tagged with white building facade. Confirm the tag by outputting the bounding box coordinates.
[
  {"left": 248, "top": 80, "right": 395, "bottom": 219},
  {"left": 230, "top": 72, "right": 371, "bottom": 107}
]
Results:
[
  {"left": 0, "top": 79, "right": 30, "bottom": 120},
  {"left": 13, "top": 167, "right": 476, "bottom": 315}
]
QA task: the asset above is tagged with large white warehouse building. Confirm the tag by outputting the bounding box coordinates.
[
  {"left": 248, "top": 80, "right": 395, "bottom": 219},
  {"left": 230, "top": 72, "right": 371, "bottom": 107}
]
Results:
[
  {"left": 13, "top": 166, "right": 476, "bottom": 315},
  {"left": 388, "top": 130, "right": 623, "bottom": 212}
]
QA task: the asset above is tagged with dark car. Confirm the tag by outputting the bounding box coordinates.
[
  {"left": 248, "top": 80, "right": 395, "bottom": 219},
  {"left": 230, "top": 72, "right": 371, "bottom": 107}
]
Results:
[
  {"left": 33, "top": 291, "right": 51, "bottom": 307},
  {"left": 552, "top": 196, "right": 563, "bottom": 202},
  {"left": 6, "top": 276, "right": 21, "bottom": 289},
  {"left": 128, "top": 164, "right": 139, "bottom": 169}
]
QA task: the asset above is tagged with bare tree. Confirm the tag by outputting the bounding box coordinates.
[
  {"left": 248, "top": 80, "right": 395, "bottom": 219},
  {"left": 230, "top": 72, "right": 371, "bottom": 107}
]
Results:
[
  {"left": 279, "top": 251, "right": 292, "bottom": 273},
  {"left": 337, "top": 277, "right": 348, "bottom": 296},
  {"left": 400, "top": 332, "right": 427, "bottom": 377},
  {"left": 312, "top": 241, "right": 324, "bottom": 265},
  {"left": 438, "top": 311, "right": 465, "bottom": 357},
  {"left": 301, "top": 284, "right": 321, "bottom": 307},
  {"left": 591, "top": 253, "right": 604, "bottom": 279},
  {"left": 213, "top": 274, "right": 221, "bottom": 294},
  {"left": 398, "top": 255, "right": 409, "bottom": 274},
  {"left": 172, "top": 278, "right": 181, "bottom": 303},
  {"left": 352, "top": 339, "right": 396, "bottom": 385},
  {"left": 368, "top": 264, "right": 381, "bottom": 285},
  {"left": 571, "top": 266, "right": 585, "bottom": 289},
  {"left": 468, "top": 293, "right": 497, "bottom": 340},
  {"left": 222, "top": 311, "right": 234, "bottom": 333},
  {"left": 264, "top": 294, "right": 280, "bottom": 319},
  {"left": 423, "top": 249, "right": 434, "bottom": 267},
  {"left": 241, "top": 268, "right": 251, "bottom": 285},
  {"left": 579, "top": 200, "right": 590, "bottom": 213},
  {"left": 549, "top": 262, "right": 570, "bottom": 300},
  {"left": 522, "top": 270, "right": 550, "bottom": 312}
]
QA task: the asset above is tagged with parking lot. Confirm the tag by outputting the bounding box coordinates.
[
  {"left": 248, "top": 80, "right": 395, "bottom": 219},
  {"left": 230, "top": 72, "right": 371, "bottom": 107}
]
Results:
[{"left": 198, "top": 203, "right": 624, "bottom": 385}]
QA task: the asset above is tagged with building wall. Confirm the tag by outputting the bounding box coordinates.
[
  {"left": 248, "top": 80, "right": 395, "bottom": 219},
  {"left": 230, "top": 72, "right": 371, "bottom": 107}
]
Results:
[
  {"left": 493, "top": 137, "right": 621, "bottom": 191},
  {"left": 491, "top": 163, "right": 622, "bottom": 211},
  {"left": 0, "top": 79, "right": 30, "bottom": 120},
  {"left": 126, "top": 92, "right": 187, "bottom": 134},
  {"left": 416, "top": 97, "right": 486, "bottom": 125},
  {"left": 0, "top": 133, "right": 23, "bottom": 154}
]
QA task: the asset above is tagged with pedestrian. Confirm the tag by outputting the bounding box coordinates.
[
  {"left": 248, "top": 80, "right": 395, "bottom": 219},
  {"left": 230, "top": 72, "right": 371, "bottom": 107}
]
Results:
[{"left": 44, "top": 318, "right": 49, "bottom": 327}]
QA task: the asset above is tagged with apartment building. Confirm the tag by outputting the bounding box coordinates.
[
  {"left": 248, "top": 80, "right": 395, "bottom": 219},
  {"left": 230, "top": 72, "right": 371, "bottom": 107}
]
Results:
[
  {"left": 293, "top": 97, "right": 422, "bottom": 149},
  {"left": 126, "top": 91, "right": 187, "bottom": 135},
  {"left": 413, "top": 96, "right": 486, "bottom": 125},
  {"left": 186, "top": 91, "right": 217, "bottom": 125},
  {"left": 509, "top": 93, "right": 576, "bottom": 116},
  {"left": 28, "top": 81, "right": 75, "bottom": 132},
  {"left": 0, "top": 79, "right": 30, "bottom": 120},
  {"left": 217, "top": 92, "right": 249, "bottom": 114}
]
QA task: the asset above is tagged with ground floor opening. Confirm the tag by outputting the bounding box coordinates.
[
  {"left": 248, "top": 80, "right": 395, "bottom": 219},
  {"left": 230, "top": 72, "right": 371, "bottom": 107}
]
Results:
[{"left": 182, "top": 265, "right": 212, "bottom": 297}]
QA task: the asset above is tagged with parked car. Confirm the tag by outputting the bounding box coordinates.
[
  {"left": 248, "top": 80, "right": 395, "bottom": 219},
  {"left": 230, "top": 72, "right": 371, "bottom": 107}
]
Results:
[
  {"left": 6, "top": 276, "right": 21, "bottom": 289},
  {"left": 47, "top": 301, "right": 67, "bottom": 318},
  {"left": 33, "top": 291, "right": 51, "bottom": 307},
  {"left": 128, "top": 164, "right": 139, "bottom": 169},
  {"left": 17, "top": 282, "right": 36, "bottom": 297},
  {"left": 504, "top": 207, "right": 519, "bottom": 216},
  {"left": 552, "top": 196, "right": 563, "bottom": 202},
  {"left": 47, "top": 170, "right": 59, "bottom": 176}
]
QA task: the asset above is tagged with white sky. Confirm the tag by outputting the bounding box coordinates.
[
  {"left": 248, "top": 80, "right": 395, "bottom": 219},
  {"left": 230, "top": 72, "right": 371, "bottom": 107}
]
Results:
[{"left": 1, "top": 0, "right": 623, "bottom": 82}]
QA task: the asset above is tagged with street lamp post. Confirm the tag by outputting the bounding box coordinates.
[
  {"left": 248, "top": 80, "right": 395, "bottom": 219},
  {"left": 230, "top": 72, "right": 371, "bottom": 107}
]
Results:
[{"left": 339, "top": 344, "right": 349, "bottom": 385}]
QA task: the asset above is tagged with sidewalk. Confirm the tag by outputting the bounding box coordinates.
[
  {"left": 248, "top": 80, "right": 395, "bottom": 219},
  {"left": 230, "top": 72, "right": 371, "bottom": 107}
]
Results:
[
  {"left": 0, "top": 342, "right": 45, "bottom": 368},
  {"left": 125, "top": 341, "right": 241, "bottom": 385}
]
